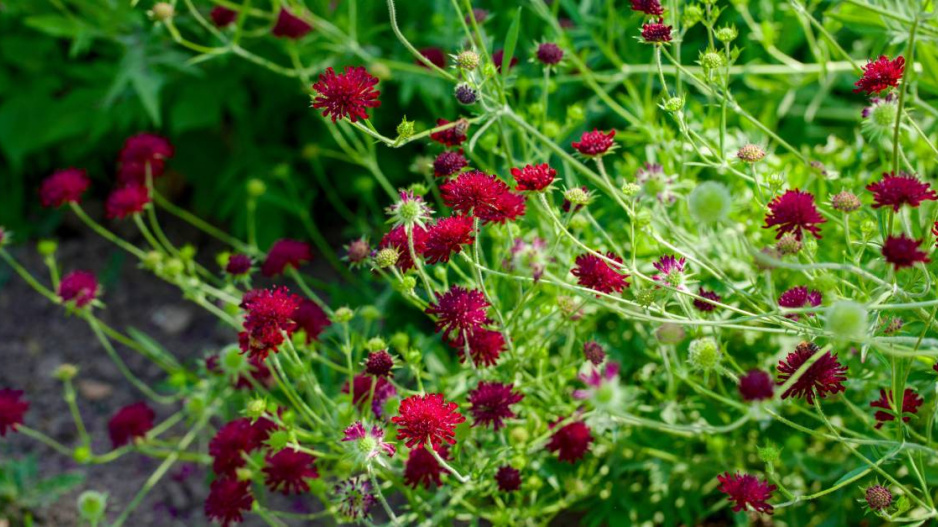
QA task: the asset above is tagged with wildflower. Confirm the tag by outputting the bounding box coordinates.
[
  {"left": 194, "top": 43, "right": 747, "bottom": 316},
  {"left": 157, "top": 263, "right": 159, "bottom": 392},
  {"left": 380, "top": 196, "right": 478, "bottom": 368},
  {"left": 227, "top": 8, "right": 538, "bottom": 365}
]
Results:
[
  {"left": 862, "top": 94, "right": 898, "bottom": 140},
  {"left": 870, "top": 388, "right": 923, "bottom": 429},
  {"left": 117, "top": 133, "right": 174, "bottom": 183},
  {"left": 777, "top": 286, "right": 822, "bottom": 320},
  {"left": 448, "top": 328, "right": 506, "bottom": 367},
  {"left": 865, "top": 484, "right": 892, "bottom": 511},
  {"left": 572, "top": 252, "right": 629, "bottom": 295},
  {"left": 738, "top": 370, "right": 774, "bottom": 401},
  {"left": 636, "top": 163, "right": 678, "bottom": 205},
  {"left": 546, "top": 419, "right": 593, "bottom": 463},
  {"left": 652, "top": 255, "right": 687, "bottom": 289},
  {"left": 571, "top": 129, "right": 616, "bottom": 157},
  {"left": 880, "top": 316, "right": 903, "bottom": 334},
  {"left": 311, "top": 66, "right": 380, "bottom": 123},
  {"left": 58, "top": 271, "right": 99, "bottom": 308},
  {"left": 334, "top": 475, "right": 375, "bottom": 519},
  {"left": 495, "top": 466, "right": 522, "bottom": 492},
  {"left": 365, "top": 350, "right": 394, "bottom": 377},
  {"left": 225, "top": 254, "right": 252, "bottom": 276},
  {"left": 261, "top": 239, "right": 312, "bottom": 277},
  {"left": 0, "top": 389, "right": 28, "bottom": 436},
  {"left": 831, "top": 190, "right": 861, "bottom": 213},
  {"left": 418, "top": 47, "right": 446, "bottom": 69},
  {"left": 344, "top": 237, "right": 371, "bottom": 267},
  {"left": 108, "top": 402, "right": 155, "bottom": 447},
  {"left": 736, "top": 144, "right": 766, "bottom": 163},
  {"left": 391, "top": 393, "right": 466, "bottom": 449},
  {"left": 272, "top": 7, "right": 312, "bottom": 39},
  {"left": 342, "top": 422, "right": 396, "bottom": 462},
  {"left": 492, "top": 49, "right": 518, "bottom": 72},
  {"left": 717, "top": 472, "right": 776, "bottom": 514},
  {"left": 867, "top": 172, "right": 937, "bottom": 211},
  {"left": 430, "top": 118, "right": 469, "bottom": 147},
  {"left": 455, "top": 50, "right": 480, "bottom": 70},
  {"left": 693, "top": 287, "right": 721, "bottom": 311},
  {"left": 204, "top": 479, "right": 253, "bottom": 526},
  {"left": 562, "top": 186, "right": 590, "bottom": 212},
  {"left": 573, "top": 362, "right": 625, "bottom": 411},
  {"left": 882, "top": 234, "right": 930, "bottom": 269},
  {"left": 854, "top": 55, "right": 905, "bottom": 94},
  {"left": 583, "top": 341, "right": 606, "bottom": 365},
  {"left": 433, "top": 151, "right": 468, "bottom": 178},
  {"left": 386, "top": 190, "right": 434, "bottom": 227},
  {"left": 425, "top": 285, "right": 490, "bottom": 339},
  {"left": 378, "top": 224, "right": 429, "bottom": 272},
  {"left": 631, "top": 0, "right": 664, "bottom": 15},
  {"left": 776, "top": 342, "right": 848, "bottom": 404},
  {"left": 263, "top": 449, "right": 319, "bottom": 495},
  {"left": 423, "top": 215, "right": 475, "bottom": 264},
  {"left": 209, "top": 417, "right": 277, "bottom": 477},
  {"left": 688, "top": 338, "right": 721, "bottom": 372},
  {"left": 210, "top": 6, "right": 237, "bottom": 27},
  {"left": 467, "top": 381, "right": 523, "bottom": 430},
  {"left": 641, "top": 18, "right": 672, "bottom": 43},
  {"left": 292, "top": 298, "right": 331, "bottom": 343},
  {"left": 105, "top": 184, "right": 150, "bottom": 219},
  {"left": 238, "top": 287, "right": 301, "bottom": 360},
  {"left": 454, "top": 83, "right": 477, "bottom": 105},
  {"left": 536, "top": 43, "right": 564, "bottom": 65},
  {"left": 404, "top": 444, "right": 448, "bottom": 489},
  {"left": 511, "top": 163, "right": 556, "bottom": 192},
  {"left": 40, "top": 168, "right": 90, "bottom": 208},
  {"left": 763, "top": 189, "right": 826, "bottom": 240}
]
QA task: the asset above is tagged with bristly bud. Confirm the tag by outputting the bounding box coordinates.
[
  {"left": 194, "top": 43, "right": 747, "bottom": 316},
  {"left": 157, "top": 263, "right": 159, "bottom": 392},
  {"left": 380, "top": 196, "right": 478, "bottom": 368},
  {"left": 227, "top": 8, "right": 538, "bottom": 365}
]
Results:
[
  {"left": 864, "top": 484, "right": 892, "bottom": 511},
  {"left": 150, "top": 2, "right": 174, "bottom": 21},
  {"left": 396, "top": 116, "right": 416, "bottom": 140},
  {"left": 683, "top": 4, "right": 704, "bottom": 26},
  {"left": 563, "top": 187, "right": 591, "bottom": 207},
  {"left": 386, "top": 190, "right": 433, "bottom": 227},
  {"left": 365, "top": 337, "right": 387, "bottom": 353},
  {"left": 688, "top": 181, "right": 732, "bottom": 224},
  {"left": 37, "top": 239, "right": 58, "bottom": 257},
  {"left": 737, "top": 144, "right": 766, "bottom": 163},
  {"left": 715, "top": 25, "right": 738, "bottom": 43},
  {"left": 396, "top": 275, "right": 417, "bottom": 294},
  {"left": 247, "top": 179, "right": 267, "bottom": 197},
  {"left": 245, "top": 399, "right": 267, "bottom": 420},
  {"left": 700, "top": 50, "right": 725, "bottom": 71},
  {"left": 687, "top": 337, "right": 721, "bottom": 371},
  {"left": 54, "top": 363, "right": 79, "bottom": 381},
  {"left": 455, "top": 50, "right": 480, "bottom": 71},
  {"left": 757, "top": 443, "right": 781, "bottom": 464},
  {"left": 536, "top": 42, "right": 564, "bottom": 66},
  {"left": 661, "top": 96, "right": 685, "bottom": 112},
  {"left": 583, "top": 341, "right": 606, "bottom": 365},
  {"left": 332, "top": 307, "right": 354, "bottom": 324},
  {"left": 77, "top": 491, "right": 108, "bottom": 524},
  {"left": 454, "top": 84, "right": 477, "bottom": 105},
  {"left": 621, "top": 182, "right": 641, "bottom": 197},
  {"left": 831, "top": 190, "right": 861, "bottom": 213},
  {"left": 826, "top": 301, "right": 868, "bottom": 340},
  {"left": 776, "top": 232, "right": 802, "bottom": 255},
  {"left": 373, "top": 248, "right": 400, "bottom": 269}
]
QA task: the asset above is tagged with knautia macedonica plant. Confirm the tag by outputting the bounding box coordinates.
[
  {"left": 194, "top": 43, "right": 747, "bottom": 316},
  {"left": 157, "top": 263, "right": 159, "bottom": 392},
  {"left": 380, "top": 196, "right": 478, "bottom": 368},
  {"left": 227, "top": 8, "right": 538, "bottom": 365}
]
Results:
[{"left": 4, "top": 0, "right": 938, "bottom": 525}]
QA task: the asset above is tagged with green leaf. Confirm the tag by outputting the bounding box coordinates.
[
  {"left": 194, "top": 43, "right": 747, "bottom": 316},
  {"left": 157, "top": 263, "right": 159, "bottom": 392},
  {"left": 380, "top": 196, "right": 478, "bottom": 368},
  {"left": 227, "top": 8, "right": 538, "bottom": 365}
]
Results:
[
  {"left": 501, "top": 7, "right": 522, "bottom": 85},
  {"left": 832, "top": 464, "right": 871, "bottom": 487},
  {"left": 130, "top": 67, "right": 163, "bottom": 126},
  {"left": 23, "top": 15, "right": 87, "bottom": 39}
]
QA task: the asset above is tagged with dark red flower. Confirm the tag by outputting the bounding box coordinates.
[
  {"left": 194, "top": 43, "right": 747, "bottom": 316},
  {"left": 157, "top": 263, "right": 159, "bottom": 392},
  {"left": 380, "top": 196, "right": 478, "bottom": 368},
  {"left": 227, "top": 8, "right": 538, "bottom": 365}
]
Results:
[
  {"left": 40, "top": 168, "right": 90, "bottom": 208},
  {"left": 418, "top": 47, "right": 447, "bottom": 69},
  {"left": 866, "top": 485, "right": 892, "bottom": 511},
  {"left": 777, "top": 286, "right": 822, "bottom": 320},
  {"left": 378, "top": 224, "right": 429, "bottom": 272},
  {"left": 225, "top": 254, "right": 252, "bottom": 276},
  {"left": 291, "top": 298, "right": 331, "bottom": 343},
  {"left": 546, "top": 419, "right": 593, "bottom": 463},
  {"left": 58, "top": 270, "right": 99, "bottom": 308},
  {"left": 492, "top": 49, "right": 518, "bottom": 72},
  {"left": 272, "top": 7, "right": 312, "bottom": 39},
  {"left": 572, "top": 129, "right": 616, "bottom": 157},
  {"left": 440, "top": 171, "right": 514, "bottom": 219},
  {"left": 693, "top": 287, "right": 721, "bottom": 312},
  {"left": 261, "top": 239, "right": 312, "bottom": 277},
  {"left": 209, "top": 417, "right": 277, "bottom": 477},
  {"left": 776, "top": 342, "right": 848, "bottom": 404},
  {"left": 562, "top": 186, "right": 588, "bottom": 213},
  {"left": 263, "top": 449, "right": 319, "bottom": 495},
  {"left": 763, "top": 189, "right": 826, "bottom": 240},
  {"left": 365, "top": 350, "right": 394, "bottom": 377},
  {"left": 641, "top": 18, "right": 672, "bottom": 43},
  {"left": 342, "top": 374, "right": 396, "bottom": 418},
  {"left": 447, "top": 328, "right": 506, "bottom": 367},
  {"left": 583, "top": 341, "right": 606, "bottom": 365},
  {"left": 204, "top": 478, "right": 253, "bottom": 527},
  {"left": 311, "top": 66, "right": 380, "bottom": 123},
  {"left": 210, "top": 6, "right": 237, "bottom": 27},
  {"left": 738, "top": 370, "right": 774, "bottom": 401},
  {"left": 854, "top": 55, "right": 905, "bottom": 94},
  {"left": 424, "top": 215, "right": 475, "bottom": 264},
  {"left": 467, "top": 381, "right": 523, "bottom": 430},
  {"left": 870, "top": 388, "right": 923, "bottom": 429},
  {"left": 108, "top": 402, "right": 155, "bottom": 447},
  {"left": 465, "top": 8, "right": 488, "bottom": 24},
  {"left": 572, "top": 252, "right": 629, "bottom": 294},
  {"left": 536, "top": 43, "right": 564, "bottom": 65},
  {"left": 117, "top": 133, "right": 174, "bottom": 184},
  {"left": 391, "top": 393, "right": 466, "bottom": 449},
  {"left": 433, "top": 150, "right": 469, "bottom": 178},
  {"left": 495, "top": 466, "right": 521, "bottom": 492},
  {"left": 717, "top": 472, "right": 776, "bottom": 514},
  {"left": 105, "top": 184, "right": 150, "bottom": 219},
  {"left": 631, "top": 0, "right": 664, "bottom": 15},
  {"left": 430, "top": 118, "right": 469, "bottom": 147},
  {"left": 425, "top": 285, "right": 490, "bottom": 339},
  {"left": 403, "top": 444, "right": 449, "bottom": 489},
  {"left": 511, "top": 163, "right": 556, "bottom": 192},
  {"left": 479, "top": 191, "right": 526, "bottom": 224},
  {"left": 882, "top": 234, "right": 931, "bottom": 269},
  {"left": 867, "top": 172, "right": 937, "bottom": 211},
  {"left": 345, "top": 237, "right": 371, "bottom": 267},
  {"left": 238, "top": 287, "right": 301, "bottom": 360},
  {"left": 0, "top": 389, "right": 28, "bottom": 436}
]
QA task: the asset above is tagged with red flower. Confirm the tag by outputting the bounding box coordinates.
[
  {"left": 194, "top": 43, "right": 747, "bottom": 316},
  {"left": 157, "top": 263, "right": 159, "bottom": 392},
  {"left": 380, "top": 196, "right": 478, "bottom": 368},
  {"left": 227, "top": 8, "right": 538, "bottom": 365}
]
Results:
[
  {"left": 58, "top": 270, "right": 99, "bottom": 308},
  {"left": 777, "top": 286, "right": 822, "bottom": 320},
  {"left": 440, "top": 170, "right": 500, "bottom": 213},
  {"left": 311, "top": 66, "right": 380, "bottom": 123},
  {"left": 263, "top": 449, "right": 319, "bottom": 495},
  {"left": 365, "top": 350, "right": 394, "bottom": 377},
  {"left": 433, "top": 150, "right": 468, "bottom": 178},
  {"left": 391, "top": 393, "right": 466, "bottom": 449},
  {"left": 424, "top": 215, "right": 475, "bottom": 264},
  {"left": 492, "top": 49, "right": 518, "bottom": 72},
  {"left": 108, "top": 402, "right": 155, "bottom": 447},
  {"left": 204, "top": 478, "right": 253, "bottom": 527},
  {"left": 572, "top": 129, "right": 616, "bottom": 157},
  {"left": 209, "top": 418, "right": 277, "bottom": 477},
  {"left": 40, "top": 168, "right": 90, "bottom": 208},
  {"left": 342, "top": 374, "right": 396, "bottom": 418},
  {"left": 536, "top": 43, "right": 564, "bottom": 65},
  {"left": 467, "top": 381, "right": 523, "bottom": 430},
  {"left": 717, "top": 472, "right": 776, "bottom": 514},
  {"left": 776, "top": 342, "right": 848, "bottom": 404},
  {"left": 238, "top": 287, "right": 301, "bottom": 360},
  {"left": 546, "top": 419, "right": 593, "bottom": 463},
  {"left": 403, "top": 444, "right": 449, "bottom": 489},
  {"left": 738, "top": 370, "right": 774, "bottom": 401},
  {"left": 225, "top": 254, "right": 252, "bottom": 276},
  {"left": 867, "top": 172, "right": 937, "bottom": 211},
  {"left": 378, "top": 224, "right": 429, "bottom": 272},
  {"left": 261, "top": 239, "right": 312, "bottom": 277},
  {"left": 210, "top": 6, "right": 237, "bottom": 27},
  {"left": 117, "top": 133, "right": 174, "bottom": 184},
  {"left": 854, "top": 55, "right": 905, "bottom": 94},
  {"left": 572, "top": 252, "right": 629, "bottom": 294},
  {"left": 105, "top": 184, "right": 150, "bottom": 219},
  {"left": 0, "top": 389, "right": 28, "bottom": 436},
  {"left": 291, "top": 298, "right": 331, "bottom": 343},
  {"left": 425, "top": 285, "right": 490, "bottom": 339},
  {"left": 882, "top": 234, "right": 931, "bottom": 269},
  {"left": 272, "top": 7, "right": 312, "bottom": 39},
  {"left": 479, "top": 191, "right": 526, "bottom": 224},
  {"left": 631, "top": 0, "right": 664, "bottom": 15},
  {"left": 870, "top": 388, "right": 924, "bottom": 429},
  {"left": 763, "top": 189, "right": 826, "bottom": 240},
  {"left": 641, "top": 18, "right": 672, "bottom": 43},
  {"left": 447, "top": 328, "right": 506, "bottom": 367},
  {"left": 430, "top": 118, "right": 469, "bottom": 147},
  {"left": 583, "top": 341, "right": 606, "bottom": 365},
  {"left": 693, "top": 287, "right": 721, "bottom": 312},
  {"left": 511, "top": 163, "right": 556, "bottom": 192},
  {"left": 418, "top": 47, "right": 447, "bottom": 69},
  {"left": 495, "top": 466, "right": 522, "bottom": 492}
]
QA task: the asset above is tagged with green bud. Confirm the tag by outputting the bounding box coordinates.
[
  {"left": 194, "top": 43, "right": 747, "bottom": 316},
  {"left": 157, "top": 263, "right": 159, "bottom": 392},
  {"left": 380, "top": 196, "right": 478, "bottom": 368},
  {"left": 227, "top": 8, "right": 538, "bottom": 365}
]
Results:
[
  {"left": 688, "top": 181, "right": 732, "bottom": 224},
  {"left": 360, "top": 305, "right": 381, "bottom": 321},
  {"left": 186, "top": 394, "right": 207, "bottom": 416},
  {"left": 247, "top": 179, "right": 267, "bottom": 197},
  {"left": 374, "top": 248, "right": 400, "bottom": 269},
  {"left": 73, "top": 445, "right": 93, "bottom": 464},
  {"left": 634, "top": 209, "right": 653, "bottom": 229},
  {"left": 332, "top": 307, "right": 354, "bottom": 324},
  {"left": 365, "top": 337, "right": 387, "bottom": 352},
  {"left": 246, "top": 399, "right": 267, "bottom": 419},
  {"left": 37, "top": 239, "right": 58, "bottom": 256},
  {"left": 390, "top": 332, "right": 409, "bottom": 352},
  {"left": 455, "top": 50, "right": 480, "bottom": 70},
  {"left": 715, "top": 25, "right": 738, "bottom": 43},
  {"left": 683, "top": 4, "right": 704, "bottom": 26},
  {"left": 54, "top": 363, "right": 79, "bottom": 381},
  {"left": 542, "top": 120, "right": 561, "bottom": 137},
  {"left": 220, "top": 346, "right": 247, "bottom": 376},
  {"left": 396, "top": 117, "right": 416, "bottom": 140},
  {"left": 860, "top": 220, "right": 877, "bottom": 238},
  {"left": 267, "top": 429, "right": 293, "bottom": 452},
  {"left": 567, "top": 104, "right": 585, "bottom": 122},
  {"left": 757, "top": 443, "right": 781, "bottom": 464},
  {"left": 509, "top": 427, "right": 530, "bottom": 444},
  {"left": 700, "top": 50, "right": 725, "bottom": 70},
  {"left": 163, "top": 258, "right": 185, "bottom": 277},
  {"left": 737, "top": 144, "right": 766, "bottom": 163},
  {"left": 235, "top": 467, "right": 253, "bottom": 481},
  {"left": 656, "top": 323, "right": 685, "bottom": 345},
  {"left": 150, "top": 2, "right": 174, "bottom": 21},
  {"left": 77, "top": 491, "right": 108, "bottom": 523},
  {"left": 826, "top": 301, "right": 868, "bottom": 341},
  {"left": 688, "top": 337, "right": 722, "bottom": 371},
  {"left": 621, "top": 182, "right": 642, "bottom": 197},
  {"left": 142, "top": 251, "right": 163, "bottom": 270},
  {"left": 396, "top": 275, "right": 417, "bottom": 294},
  {"left": 776, "top": 233, "right": 802, "bottom": 256},
  {"left": 563, "top": 187, "right": 591, "bottom": 206},
  {"left": 661, "top": 96, "right": 685, "bottom": 113},
  {"left": 179, "top": 244, "right": 197, "bottom": 261},
  {"left": 634, "top": 287, "right": 657, "bottom": 308}
]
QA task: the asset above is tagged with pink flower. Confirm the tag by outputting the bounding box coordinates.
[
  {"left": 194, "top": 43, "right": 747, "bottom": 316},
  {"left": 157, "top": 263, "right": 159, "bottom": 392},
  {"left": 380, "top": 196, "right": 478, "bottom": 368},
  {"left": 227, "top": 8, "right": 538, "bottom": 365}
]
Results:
[
  {"left": 546, "top": 419, "right": 593, "bottom": 463},
  {"left": 430, "top": 118, "right": 469, "bottom": 147},
  {"left": 511, "top": 163, "right": 556, "bottom": 192},
  {"left": 263, "top": 449, "right": 319, "bottom": 495},
  {"left": 40, "top": 168, "right": 90, "bottom": 208},
  {"left": 311, "top": 66, "right": 381, "bottom": 122},
  {"left": 424, "top": 215, "right": 475, "bottom": 264},
  {"left": 204, "top": 478, "right": 253, "bottom": 526},
  {"left": 105, "top": 184, "right": 150, "bottom": 219},
  {"left": 571, "top": 129, "right": 616, "bottom": 157},
  {"left": 572, "top": 252, "right": 629, "bottom": 294},
  {"left": 641, "top": 18, "right": 672, "bottom": 43},
  {"left": 867, "top": 172, "right": 937, "bottom": 211},
  {"left": 882, "top": 234, "right": 931, "bottom": 269},
  {"left": 777, "top": 286, "right": 822, "bottom": 320},
  {"left": 378, "top": 224, "right": 429, "bottom": 272},
  {"left": 717, "top": 472, "right": 776, "bottom": 514},
  {"left": 272, "top": 7, "right": 312, "bottom": 39},
  {"left": 776, "top": 342, "right": 847, "bottom": 404},
  {"left": 763, "top": 189, "right": 826, "bottom": 240},
  {"left": 238, "top": 287, "right": 301, "bottom": 360},
  {"left": 870, "top": 388, "right": 923, "bottom": 429},
  {"left": 425, "top": 285, "right": 490, "bottom": 339},
  {"left": 58, "top": 270, "right": 99, "bottom": 308},
  {"left": 854, "top": 55, "right": 905, "bottom": 94},
  {"left": 108, "top": 402, "right": 155, "bottom": 447},
  {"left": 342, "top": 421, "right": 396, "bottom": 459},
  {"left": 261, "top": 239, "right": 312, "bottom": 277},
  {"left": 0, "top": 389, "right": 29, "bottom": 436}
]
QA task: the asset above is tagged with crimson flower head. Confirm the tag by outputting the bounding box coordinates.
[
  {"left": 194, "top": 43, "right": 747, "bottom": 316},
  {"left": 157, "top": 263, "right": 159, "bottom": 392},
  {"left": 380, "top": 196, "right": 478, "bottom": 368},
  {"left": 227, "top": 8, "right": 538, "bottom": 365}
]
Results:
[
  {"left": 495, "top": 466, "right": 522, "bottom": 492},
  {"left": 763, "top": 189, "right": 826, "bottom": 240},
  {"left": 418, "top": 47, "right": 447, "bottom": 69},
  {"left": 693, "top": 287, "right": 721, "bottom": 311},
  {"left": 40, "top": 168, "right": 90, "bottom": 208},
  {"left": 0, "top": 388, "right": 28, "bottom": 436},
  {"left": 261, "top": 239, "right": 312, "bottom": 277},
  {"left": 263, "top": 449, "right": 319, "bottom": 495},
  {"left": 511, "top": 163, "right": 556, "bottom": 192},
  {"left": 378, "top": 224, "right": 428, "bottom": 272},
  {"left": 717, "top": 472, "right": 776, "bottom": 514},
  {"left": 204, "top": 478, "right": 253, "bottom": 527},
  {"left": 430, "top": 118, "right": 469, "bottom": 147},
  {"left": 105, "top": 184, "right": 150, "bottom": 219},
  {"left": 440, "top": 171, "right": 526, "bottom": 224},
  {"left": 448, "top": 328, "right": 506, "bottom": 367},
  {"left": 776, "top": 342, "right": 847, "bottom": 404},
  {"left": 209, "top": 417, "right": 277, "bottom": 477},
  {"left": 342, "top": 375, "right": 396, "bottom": 418},
  {"left": 424, "top": 215, "right": 475, "bottom": 264},
  {"left": 433, "top": 150, "right": 468, "bottom": 178},
  {"left": 425, "top": 285, "right": 490, "bottom": 339},
  {"left": 572, "top": 129, "right": 616, "bottom": 157},
  {"left": 854, "top": 55, "right": 905, "bottom": 94},
  {"left": 777, "top": 286, "right": 822, "bottom": 320},
  {"left": 536, "top": 43, "right": 564, "bottom": 65},
  {"left": 58, "top": 270, "right": 99, "bottom": 308},
  {"left": 738, "top": 370, "right": 774, "bottom": 401},
  {"left": 572, "top": 252, "right": 629, "bottom": 295},
  {"left": 546, "top": 419, "right": 593, "bottom": 463},
  {"left": 365, "top": 350, "right": 394, "bottom": 377},
  {"left": 292, "top": 298, "right": 331, "bottom": 343},
  {"left": 882, "top": 234, "right": 930, "bottom": 269},
  {"left": 238, "top": 287, "right": 301, "bottom": 360},
  {"left": 867, "top": 172, "right": 937, "bottom": 211},
  {"left": 117, "top": 133, "right": 174, "bottom": 184},
  {"left": 631, "top": 0, "right": 664, "bottom": 15},
  {"left": 210, "top": 6, "right": 237, "bottom": 27},
  {"left": 391, "top": 393, "right": 466, "bottom": 449},
  {"left": 225, "top": 254, "right": 252, "bottom": 276},
  {"left": 492, "top": 49, "right": 519, "bottom": 72},
  {"left": 108, "top": 402, "right": 155, "bottom": 447},
  {"left": 272, "top": 7, "right": 312, "bottom": 39},
  {"left": 467, "top": 381, "right": 524, "bottom": 430},
  {"left": 311, "top": 66, "right": 381, "bottom": 123},
  {"left": 641, "top": 18, "right": 672, "bottom": 43},
  {"left": 870, "top": 388, "right": 923, "bottom": 429},
  {"left": 404, "top": 444, "right": 448, "bottom": 489}
]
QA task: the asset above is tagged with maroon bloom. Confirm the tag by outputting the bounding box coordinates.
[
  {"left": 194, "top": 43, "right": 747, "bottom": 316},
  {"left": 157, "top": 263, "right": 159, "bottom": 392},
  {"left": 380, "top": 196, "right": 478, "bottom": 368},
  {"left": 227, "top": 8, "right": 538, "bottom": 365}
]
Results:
[
  {"left": 511, "top": 163, "right": 556, "bottom": 192},
  {"left": 0, "top": 389, "right": 28, "bottom": 436},
  {"left": 546, "top": 419, "right": 593, "bottom": 463},
  {"left": 866, "top": 485, "right": 893, "bottom": 511},
  {"left": 467, "top": 381, "right": 523, "bottom": 430},
  {"left": 342, "top": 374, "right": 396, "bottom": 418},
  {"left": 311, "top": 66, "right": 381, "bottom": 123},
  {"left": 424, "top": 215, "right": 475, "bottom": 264},
  {"left": 40, "top": 168, "right": 90, "bottom": 208},
  {"left": 58, "top": 270, "right": 99, "bottom": 308},
  {"left": 209, "top": 417, "right": 277, "bottom": 477},
  {"left": 738, "top": 370, "right": 774, "bottom": 402},
  {"left": 641, "top": 18, "right": 672, "bottom": 43},
  {"left": 105, "top": 184, "right": 150, "bottom": 219},
  {"left": 717, "top": 472, "right": 776, "bottom": 514},
  {"left": 108, "top": 402, "right": 155, "bottom": 447},
  {"left": 272, "top": 7, "right": 312, "bottom": 39},
  {"left": 263, "top": 449, "right": 319, "bottom": 495},
  {"left": 776, "top": 342, "right": 848, "bottom": 404},
  {"left": 763, "top": 189, "right": 826, "bottom": 240},
  {"left": 492, "top": 49, "right": 519, "bottom": 72},
  {"left": 238, "top": 287, "right": 301, "bottom": 360},
  {"left": 261, "top": 239, "right": 312, "bottom": 277},
  {"left": 777, "top": 286, "right": 822, "bottom": 320},
  {"left": 117, "top": 133, "right": 174, "bottom": 184},
  {"left": 433, "top": 150, "right": 468, "bottom": 178},
  {"left": 882, "top": 234, "right": 931, "bottom": 269},
  {"left": 403, "top": 444, "right": 449, "bottom": 489},
  {"left": 631, "top": 0, "right": 664, "bottom": 15},
  {"left": 854, "top": 55, "right": 905, "bottom": 94},
  {"left": 378, "top": 224, "right": 429, "bottom": 272},
  {"left": 418, "top": 47, "right": 447, "bottom": 69},
  {"left": 345, "top": 237, "right": 371, "bottom": 267},
  {"left": 225, "top": 254, "right": 252, "bottom": 276},
  {"left": 867, "top": 172, "right": 938, "bottom": 211},
  {"left": 391, "top": 393, "right": 466, "bottom": 449},
  {"left": 440, "top": 170, "right": 506, "bottom": 214},
  {"left": 365, "top": 350, "right": 394, "bottom": 377},
  {"left": 479, "top": 191, "right": 526, "bottom": 224},
  {"left": 447, "top": 328, "right": 506, "bottom": 367},
  {"left": 495, "top": 466, "right": 522, "bottom": 492},
  {"left": 204, "top": 478, "right": 253, "bottom": 527},
  {"left": 210, "top": 6, "right": 237, "bottom": 27},
  {"left": 693, "top": 287, "right": 721, "bottom": 312},
  {"left": 430, "top": 118, "right": 469, "bottom": 147},
  {"left": 870, "top": 388, "right": 924, "bottom": 429},
  {"left": 292, "top": 299, "right": 331, "bottom": 343},
  {"left": 572, "top": 129, "right": 616, "bottom": 157},
  {"left": 536, "top": 43, "right": 564, "bottom": 65},
  {"left": 583, "top": 341, "right": 606, "bottom": 365},
  {"left": 572, "top": 252, "right": 629, "bottom": 295},
  {"left": 425, "top": 285, "right": 490, "bottom": 339}
]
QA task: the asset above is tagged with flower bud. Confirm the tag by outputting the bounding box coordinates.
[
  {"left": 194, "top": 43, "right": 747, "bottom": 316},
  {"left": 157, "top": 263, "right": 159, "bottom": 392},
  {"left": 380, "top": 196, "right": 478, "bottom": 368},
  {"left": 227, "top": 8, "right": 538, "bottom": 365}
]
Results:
[
  {"left": 396, "top": 275, "right": 417, "bottom": 293},
  {"left": 826, "top": 301, "right": 868, "bottom": 340},
  {"left": 661, "top": 96, "right": 685, "bottom": 113},
  {"left": 455, "top": 50, "right": 480, "bottom": 70},
  {"left": 454, "top": 83, "right": 477, "bottom": 105},
  {"left": 73, "top": 445, "right": 93, "bottom": 464},
  {"left": 700, "top": 50, "right": 725, "bottom": 71},
  {"left": 396, "top": 117, "right": 416, "bottom": 140},
  {"left": 54, "top": 363, "right": 79, "bottom": 381},
  {"left": 245, "top": 399, "right": 267, "bottom": 420},
  {"left": 621, "top": 182, "right": 641, "bottom": 197},
  {"left": 150, "top": 2, "right": 174, "bottom": 21},
  {"left": 365, "top": 337, "right": 387, "bottom": 352},
  {"left": 374, "top": 248, "right": 399, "bottom": 269},
  {"left": 715, "top": 25, "right": 738, "bottom": 43},
  {"left": 332, "top": 307, "right": 354, "bottom": 324},
  {"left": 757, "top": 443, "right": 781, "bottom": 464},
  {"left": 831, "top": 191, "right": 861, "bottom": 213},
  {"left": 247, "top": 179, "right": 267, "bottom": 197},
  {"left": 688, "top": 181, "right": 731, "bottom": 224},
  {"left": 78, "top": 491, "right": 108, "bottom": 523},
  {"left": 656, "top": 323, "right": 685, "bottom": 344},
  {"left": 688, "top": 337, "right": 721, "bottom": 371},
  {"left": 38, "top": 239, "right": 58, "bottom": 256},
  {"left": 737, "top": 144, "right": 766, "bottom": 163},
  {"left": 776, "top": 233, "right": 802, "bottom": 255},
  {"left": 390, "top": 332, "right": 409, "bottom": 352},
  {"left": 865, "top": 484, "right": 892, "bottom": 511}
]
